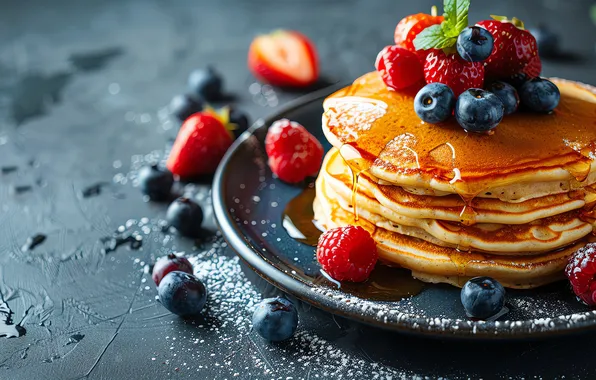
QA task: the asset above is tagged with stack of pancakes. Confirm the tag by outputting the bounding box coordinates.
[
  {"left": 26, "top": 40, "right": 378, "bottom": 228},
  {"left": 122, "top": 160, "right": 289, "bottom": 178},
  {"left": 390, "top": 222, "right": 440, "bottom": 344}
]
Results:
[{"left": 314, "top": 72, "right": 596, "bottom": 289}]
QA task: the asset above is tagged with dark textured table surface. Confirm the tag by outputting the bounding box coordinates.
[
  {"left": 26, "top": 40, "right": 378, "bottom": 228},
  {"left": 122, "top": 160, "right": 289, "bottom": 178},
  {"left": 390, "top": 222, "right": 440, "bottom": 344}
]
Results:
[{"left": 2, "top": 0, "right": 596, "bottom": 379}]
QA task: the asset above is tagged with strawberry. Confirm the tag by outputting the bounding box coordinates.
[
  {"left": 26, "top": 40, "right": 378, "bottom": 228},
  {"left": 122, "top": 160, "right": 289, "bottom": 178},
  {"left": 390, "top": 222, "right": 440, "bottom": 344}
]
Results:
[
  {"left": 523, "top": 55, "right": 542, "bottom": 78},
  {"left": 265, "top": 119, "right": 323, "bottom": 184},
  {"left": 248, "top": 30, "right": 319, "bottom": 87},
  {"left": 476, "top": 18, "right": 538, "bottom": 78},
  {"left": 394, "top": 13, "right": 444, "bottom": 63},
  {"left": 424, "top": 50, "right": 484, "bottom": 97},
  {"left": 166, "top": 110, "right": 233, "bottom": 178},
  {"left": 375, "top": 46, "right": 424, "bottom": 91},
  {"left": 394, "top": 13, "right": 444, "bottom": 51}
]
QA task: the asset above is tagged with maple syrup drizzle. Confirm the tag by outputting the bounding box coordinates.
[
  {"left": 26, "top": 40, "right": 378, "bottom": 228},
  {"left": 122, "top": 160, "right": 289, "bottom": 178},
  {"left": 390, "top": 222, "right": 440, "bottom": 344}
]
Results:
[
  {"left": 338, "top": 143, "right": 372, "bottom": 221},
  {"left": 282, "top": 182, "right": 322, "bottom": 246},
  {"left": 314, "top": 264, "right": 425, "bottom": 301}
]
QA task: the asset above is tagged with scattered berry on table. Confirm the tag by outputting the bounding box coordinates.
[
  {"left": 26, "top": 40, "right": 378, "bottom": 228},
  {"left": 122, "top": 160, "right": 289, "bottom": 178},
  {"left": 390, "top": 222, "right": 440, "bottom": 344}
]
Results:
[
  {"left": 228, "top": 106, "right": 250, "bottom": 139},
  {"left": 460, "top": 277, "right": 506, "bottom": 319},
  {"left": 424, "top": 50, "right": 484, "bottom": 97},
  {"left": 476, "top": 17, "right": 538, "bottom": 78},
  {"left": 265, "top": 119, "right": 323, "bottom": 184},
  {"left": 414, "top": 83, "right": 455, "bottom": 123},
  {"left": 252, "top": 297, "right": 299, "bottom": 342},
  {"left": 316, "top": 226, "right": 378, "bottom": 282},
  {"left": 137, "top": 165, "right": 174, "bottom": 201},
  {"left": 486, "top": 81, "right": 520, "bottom": 115},
  {"left": 188, "top": 66, "right": 223, "bottom": 102},
  {"left": 375, "top": 45, "right": 424, "bottom": 91},
  {"left": 152, "top": 253, "right": 194, "bottom": 286},
  {"left": 248, "top": 30, "right": 319, "bottom": 87},
  {"left": 166, "top": 111, "right": 233, "bottom": 177},
  {"left": 456, "top": 26, "right": 494, "bottom": 62},
  {"left": 169, "top": 94, "right": 203, "bottom": 122},
  {"left": 519, "top": 77, "right": 560, "bottom": 113},
  {"left": 565, "top": 243, "right": 596, "bottom": 306},
  {"left": 166, "top": 197, "right": 204, "bottom": 238},
  {"left": 394, "top": 12, "right": 444, "bottom": 63},
  {"left": 529, "top": 25, "right": 560, "bottom": 57},
  {"left": 455, "top": 89, "right": 504, "bottom": 133},
  {"left": 158, "top": 271, "right": 207, "bottom": 317}
]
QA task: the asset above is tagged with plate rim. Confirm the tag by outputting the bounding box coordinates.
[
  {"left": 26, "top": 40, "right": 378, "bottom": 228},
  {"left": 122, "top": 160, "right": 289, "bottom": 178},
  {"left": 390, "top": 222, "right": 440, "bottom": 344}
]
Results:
[{"left": 212, "top": 83, "right": 596, "bottom": 339}]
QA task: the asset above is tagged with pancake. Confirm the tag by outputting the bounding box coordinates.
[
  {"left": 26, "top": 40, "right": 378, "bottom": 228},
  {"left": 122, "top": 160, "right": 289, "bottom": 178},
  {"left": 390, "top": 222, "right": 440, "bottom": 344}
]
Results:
[
  {"left": 322, "top": 72, "right": 596, "bottom": 200},
  {"left": 323, "top": 147, "right": 595, "bottom": 225},
  {"left": 319, "top": 167, "right": 594, "bottom": 254},
  {"left": 314, "top": 73, "right": 596, "bottom": 289},
  {"left": 314, "top": 176, "right": 593, "bottom": 289}
]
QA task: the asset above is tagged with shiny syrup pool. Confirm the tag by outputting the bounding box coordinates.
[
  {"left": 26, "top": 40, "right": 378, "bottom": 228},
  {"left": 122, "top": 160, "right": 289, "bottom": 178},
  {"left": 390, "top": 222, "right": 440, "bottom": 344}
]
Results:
[{"left": 282, "top": 179, "right": 425, "bottom": 302}]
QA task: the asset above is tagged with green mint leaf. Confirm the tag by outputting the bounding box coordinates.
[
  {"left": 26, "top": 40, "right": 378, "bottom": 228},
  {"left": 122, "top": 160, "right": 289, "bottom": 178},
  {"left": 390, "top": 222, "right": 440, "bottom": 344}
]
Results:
[
  {"left": 413, "top": 24, "right": 456, "bottom": 50},
  {"left": 590, "top": 5, "right": 596, "bottom": 25},
  {"left": 442, "top": 0, "right": 471, "bottom": 37}
]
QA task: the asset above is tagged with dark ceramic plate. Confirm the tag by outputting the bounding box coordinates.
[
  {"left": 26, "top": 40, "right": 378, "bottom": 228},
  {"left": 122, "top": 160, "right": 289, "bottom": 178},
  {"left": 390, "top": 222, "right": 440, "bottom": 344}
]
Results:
[{"left": 213, "top": 84, "right": 596, "bottom": 339}]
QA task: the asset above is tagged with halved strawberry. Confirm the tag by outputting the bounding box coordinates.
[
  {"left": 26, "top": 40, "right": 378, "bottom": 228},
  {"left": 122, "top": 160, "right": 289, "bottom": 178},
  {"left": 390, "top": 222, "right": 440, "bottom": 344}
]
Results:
[
  {"left": 476, "top": 18, "right": 538, "bottom": 78},
  {"left": 248, "top": 30, "right": 319, "bottom": 87},
  {"left": 166, "top": 110, "right": 233, "bottom": 178}
]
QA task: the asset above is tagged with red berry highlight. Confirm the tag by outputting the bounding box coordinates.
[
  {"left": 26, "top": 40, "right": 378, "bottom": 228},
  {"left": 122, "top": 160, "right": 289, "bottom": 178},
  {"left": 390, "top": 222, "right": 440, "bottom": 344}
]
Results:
[
  {"left": 265, "top": 119, "right": 324, "bottom": 184},
  {"left": 375, "top": 46, "right": 424, "bottom": 91},
  {"left": 316, "top": 226, "right": 378, "bottom": 282}
]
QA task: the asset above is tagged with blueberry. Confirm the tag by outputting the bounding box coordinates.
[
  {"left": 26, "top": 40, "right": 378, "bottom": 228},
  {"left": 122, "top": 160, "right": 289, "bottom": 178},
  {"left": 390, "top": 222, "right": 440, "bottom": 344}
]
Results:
[
  {"left": 138, "top": 165, "right": 174, "bottom": 201},
  {"left": 455, "top": 89, "right": 504, "bottom": 133},
  {"left": 460, "top": 277, "right": 506, "bottom": 319},
  {"left": 166, "top": 197, "right": 204, "bottom": 238},
  {"left": 505, "top": 72, "right": 529, "bottom": 89},
  {"left": 530, "top": 25, "right": 559, "bottom": 57},
  {"left": 188, "top": 66, "right": 223, "bottom": 101},
  {"left": 169, "top": 94, "right": 203, "bottom": 122},
  {"left": 456, "top": 26, "right": 494, "bottom": 62},
  {"left": 252, "top": 297, "right": 298, "bottom": 342},
  {"left": 152, "top": 253, "right": 194, "bottom": 286},
  {"left": 486, "top": 81, "right": 520, "bottom": 115},
  {"left": 414, "top": 83, "right": 456, "bottom": 123},
  {"left": 519, "top": 78, "right": 560, "bottom": 113},
  {"left": 158, "top": 271, "right": 207, "bottom": 317},
  {"left": 228, "top": 106, "right": 250, "bottom": 139}
]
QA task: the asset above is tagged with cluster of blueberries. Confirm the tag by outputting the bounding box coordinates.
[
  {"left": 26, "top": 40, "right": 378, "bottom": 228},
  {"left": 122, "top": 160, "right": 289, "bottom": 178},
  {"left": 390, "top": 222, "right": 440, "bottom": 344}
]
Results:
[
  {"left": 169, "top": 66, "right": 249, "bottom": 138},
  {"left": 415, "top": 26, "right": 560, "bottom": 133},
  {"left": 153, "top": 254, "right": 299, "bottom": 341},
  {"left": 136, "top": 71, "right": 300, "bottom": 340}
]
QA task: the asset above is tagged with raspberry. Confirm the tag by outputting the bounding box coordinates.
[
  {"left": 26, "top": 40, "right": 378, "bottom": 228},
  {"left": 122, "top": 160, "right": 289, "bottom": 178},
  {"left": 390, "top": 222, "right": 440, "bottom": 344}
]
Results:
[
  {"left": 375, "top": 45, "right": 424, "bottom": 91},
  {"left": 424, "top": 50, "right": 484, "bottom": 97},
  {"left": 316, "top": 226, "right": 378, "bottom": 282},
  {"left": 265, "top": 119, "right": 323, "bottom": 184},
  {"left": 565, "top": 243, "right": 596, "bottom": 306}
]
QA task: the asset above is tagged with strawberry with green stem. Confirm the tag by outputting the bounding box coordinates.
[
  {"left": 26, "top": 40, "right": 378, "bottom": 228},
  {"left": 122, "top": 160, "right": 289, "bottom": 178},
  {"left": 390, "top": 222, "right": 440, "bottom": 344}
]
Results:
[{"left": 413, "top": 0, "right": 485, "bottom": 96}]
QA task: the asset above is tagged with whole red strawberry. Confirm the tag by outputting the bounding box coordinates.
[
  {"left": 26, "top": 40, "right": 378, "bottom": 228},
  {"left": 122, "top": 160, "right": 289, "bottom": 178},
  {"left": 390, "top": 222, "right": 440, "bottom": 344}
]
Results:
[
  {"left": 476, "top": 18, "right": 538, "bottom": 78},
  {"left": 566, "top": 243, "right": 596, "bottom": 306},
  {"left": 375, "top": 46, "right": 424, "bottom": 91},
  {"left": 166, "top": 110, "right": 233, "bottom": 177},
  {"left": 424, "top": 50, "right": 484, "bottom": 97},
  {"left": 394, "top": 13, "right": 444, "bottom": 62},
  {"left": 265, "top": 119, "right": 323, "bottom": 183},
  {"left": 316, "top": 226, "right": 378, "bottom": 282}
]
